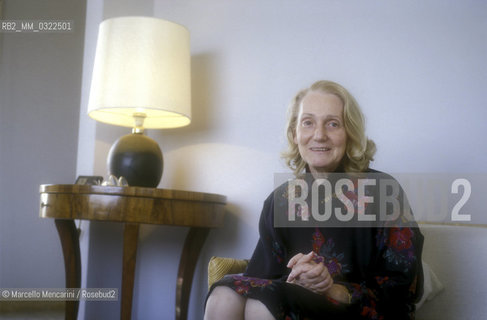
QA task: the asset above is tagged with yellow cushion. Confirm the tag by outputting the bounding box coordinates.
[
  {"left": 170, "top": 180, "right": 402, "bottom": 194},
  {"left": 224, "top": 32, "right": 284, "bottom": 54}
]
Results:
[{"left": 208, "top": 256, "right": 249, "bottom": 290}]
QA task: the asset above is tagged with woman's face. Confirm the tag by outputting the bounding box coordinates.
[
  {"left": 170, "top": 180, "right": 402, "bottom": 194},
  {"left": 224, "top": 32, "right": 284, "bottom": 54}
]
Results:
[{"left": 294, "top": 91, "right": 347, "bottom": 174}]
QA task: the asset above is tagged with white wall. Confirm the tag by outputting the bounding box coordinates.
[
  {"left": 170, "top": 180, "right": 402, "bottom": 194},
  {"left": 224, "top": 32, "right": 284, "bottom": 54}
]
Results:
[
  {"left": 0, "top": 0, "right": 85, "bottom": 290},
  {"left": 77, "top": 0, "right": 487, "bottom": 319}
]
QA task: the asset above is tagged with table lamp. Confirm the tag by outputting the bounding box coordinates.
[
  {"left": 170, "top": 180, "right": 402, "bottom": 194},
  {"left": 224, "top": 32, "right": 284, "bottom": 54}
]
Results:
[{"left": 87, "top": 16, "right": 191, "bottom": 187}]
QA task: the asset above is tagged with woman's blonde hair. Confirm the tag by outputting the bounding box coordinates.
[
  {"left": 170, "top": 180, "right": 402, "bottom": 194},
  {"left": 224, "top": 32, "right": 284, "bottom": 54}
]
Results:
[{"left": 281, "top": 80, "right": 376, "bottom": 175}]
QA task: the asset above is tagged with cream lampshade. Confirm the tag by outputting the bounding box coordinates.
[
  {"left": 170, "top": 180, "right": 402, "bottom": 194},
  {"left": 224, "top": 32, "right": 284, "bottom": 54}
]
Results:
[{"left": 87, "top": 16, "right": 191, "bottom": 187}]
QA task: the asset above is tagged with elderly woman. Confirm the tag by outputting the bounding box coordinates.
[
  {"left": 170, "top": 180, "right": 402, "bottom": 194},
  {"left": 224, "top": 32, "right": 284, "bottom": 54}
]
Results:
[{"left": 204, "top": 80, "right": 423, "bottom": 319}]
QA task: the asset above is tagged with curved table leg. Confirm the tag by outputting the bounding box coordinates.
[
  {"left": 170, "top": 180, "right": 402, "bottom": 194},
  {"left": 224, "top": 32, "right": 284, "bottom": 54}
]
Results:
[
  {"left": 175, "top": 227, "right": 210, "bottom": 320},
  {"left": 121, "top": 223, "right": 140, "bottom": 320},
  {"left": 55, "top": 219, "right": 81, "bottom": 320}
]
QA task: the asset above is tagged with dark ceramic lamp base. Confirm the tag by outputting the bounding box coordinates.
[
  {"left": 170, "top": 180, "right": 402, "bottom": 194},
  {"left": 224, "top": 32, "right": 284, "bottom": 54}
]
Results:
[{"left": 107, "top": 133, "right": 163, "bottom": 188}]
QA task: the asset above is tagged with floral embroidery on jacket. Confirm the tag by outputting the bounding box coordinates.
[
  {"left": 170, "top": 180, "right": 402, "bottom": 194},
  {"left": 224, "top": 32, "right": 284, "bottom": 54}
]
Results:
[
  {"left": 272, "top": 239, "right": 285, "bottom": 264},
  {"left": 232, "top": 275, "right": 273, "bottom": 295},
  {"left": 346, "top": 282, "right": 384, "bottom": 320},
  {"left": 311, "top": 228, "right": 348, "bottom": 277},
  {"left": 377, "top": 227, "right": 416, "bottom": 271}
]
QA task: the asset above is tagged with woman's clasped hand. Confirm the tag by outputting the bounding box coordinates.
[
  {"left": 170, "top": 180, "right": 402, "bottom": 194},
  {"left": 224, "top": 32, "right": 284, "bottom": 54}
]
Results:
[
  {"left": 287, "top": 251, "right": 351, "bottom": 304},
  {"left": 286, "top": 251, "right": 333, "bottom": 295}
]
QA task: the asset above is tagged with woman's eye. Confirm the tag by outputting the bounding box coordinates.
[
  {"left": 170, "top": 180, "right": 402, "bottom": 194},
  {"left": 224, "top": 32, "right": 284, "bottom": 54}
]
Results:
[
  {"left": 301, "top": 120, "right": 313, "bottom": 127},
  {"left": 328, "top": 121, "right": 340, "bottom": 128}
]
